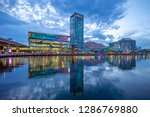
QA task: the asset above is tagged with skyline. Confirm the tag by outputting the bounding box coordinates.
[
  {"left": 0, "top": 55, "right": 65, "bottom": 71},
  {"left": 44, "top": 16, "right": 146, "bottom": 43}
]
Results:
[{"left": 0, "top": 0, "right": 150, "bottom": 48}]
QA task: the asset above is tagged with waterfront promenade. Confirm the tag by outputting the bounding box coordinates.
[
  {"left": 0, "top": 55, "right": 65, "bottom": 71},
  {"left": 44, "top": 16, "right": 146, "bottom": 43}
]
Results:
[{"left": 0, "top": 53, "right": 149, "bottom": 58}]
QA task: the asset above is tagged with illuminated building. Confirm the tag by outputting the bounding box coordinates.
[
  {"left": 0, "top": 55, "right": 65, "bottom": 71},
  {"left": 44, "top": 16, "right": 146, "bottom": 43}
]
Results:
[
  {"left": 70, "top": 12, "right": 84, "bottom": 49},
  {"left": 0, "top": 38, "right": 28, "bottom": 53},
  {"left": 28, "top": 32, "right": 70, "bottom": 53}
]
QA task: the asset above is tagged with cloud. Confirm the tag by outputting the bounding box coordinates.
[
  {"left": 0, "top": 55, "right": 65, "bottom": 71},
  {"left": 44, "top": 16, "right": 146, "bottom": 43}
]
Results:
[
  {"left": 1, "top": 0, "right": 150, "bottom": 48},
  {"left": 51, "top": 0, "right": 126, "bottom": 22},
  {"left": 103, "top": 0, "right": 150, "bottom": 47},
  {"left": 0, "top": 11, "right": 27, "bottom": 25},
  {"left": 0, "top": 0, "right": 69, "bottom": 28}
]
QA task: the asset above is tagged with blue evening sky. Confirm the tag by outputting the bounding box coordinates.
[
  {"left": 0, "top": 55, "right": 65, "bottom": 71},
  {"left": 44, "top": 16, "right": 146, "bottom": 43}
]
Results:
[{"left": 0, "top": 0, "right": 150, "bottom": 48}]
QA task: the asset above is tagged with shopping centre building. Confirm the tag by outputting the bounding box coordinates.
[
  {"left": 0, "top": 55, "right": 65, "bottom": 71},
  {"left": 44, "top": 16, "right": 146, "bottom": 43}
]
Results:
[{"left": 28, "top": 32, "right": 70, "bottom": 54}]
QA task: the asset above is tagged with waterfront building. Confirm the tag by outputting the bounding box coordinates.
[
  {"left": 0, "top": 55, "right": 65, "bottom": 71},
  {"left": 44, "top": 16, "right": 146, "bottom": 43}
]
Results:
[
  {"left": 0, "top": 38, "right": 28, "bottom": 53},
  {"left": 109, "top": 38, "right": 136, "bottom": 53},
  {"left": 70, "top": 12, "right": 84, "bottom": 49},
  {"left": 119, "top": 38, "right": 136, "bottom": 52},
  {"left": 109, "top": 42, "right": 120, "bottom": 52},
  {"left": 28, "top": 32, "right": 70, "bottom": 53}
]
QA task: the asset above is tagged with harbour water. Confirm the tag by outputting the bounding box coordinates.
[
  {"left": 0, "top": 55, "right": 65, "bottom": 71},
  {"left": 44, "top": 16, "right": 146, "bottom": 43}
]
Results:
[{"left": 0, "top": 55, "right": 150, "bottom": 100}]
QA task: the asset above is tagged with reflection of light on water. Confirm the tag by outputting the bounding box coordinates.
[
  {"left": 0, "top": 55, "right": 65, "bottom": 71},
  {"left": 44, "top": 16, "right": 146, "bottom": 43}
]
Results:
[
  {"left": 3, "top": 72, "right": 6, "bottom": 78},
  {"left": 105, "top": 67, "right": 110, "bottom": 70},
  {"left": 68, "top": 68, "right": 70, "bottom": 72},
  {"left": 8, "top": 49, "right": 11, "bottom": 53},
  {"left": 98, "top": 56, "right": 101, "bottom": 60},
  {"left": 81, "top": 57, "right": 85, "bottom": 60},
  {"left": 86, "top": 57, "right": 90, "bottom": 61},
  {"left": 118, "top": 59, "right": 120, "bottom": 64},
  {"left": 135, "top": 56, "right": 138, "bottom": 60},
  {"left": 61, "top": 61, "right": 65, "bottom": 68},
  {"left": 8, "top": 58, "right": 12, "bottom": 65},
  {"left": 14, "top": 67, "right": 16, "bottom": 71}
]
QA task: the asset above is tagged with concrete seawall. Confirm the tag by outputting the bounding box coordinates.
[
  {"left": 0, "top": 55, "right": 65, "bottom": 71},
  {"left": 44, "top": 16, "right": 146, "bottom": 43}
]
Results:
[{"left": 0, "top": 53, "right": 149, "bottom": 58}]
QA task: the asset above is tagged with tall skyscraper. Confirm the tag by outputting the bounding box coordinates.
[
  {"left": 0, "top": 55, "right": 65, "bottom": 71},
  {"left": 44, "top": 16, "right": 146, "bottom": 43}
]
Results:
[{"left": 70, "top": 12, "right": 84, "bottom": 49}]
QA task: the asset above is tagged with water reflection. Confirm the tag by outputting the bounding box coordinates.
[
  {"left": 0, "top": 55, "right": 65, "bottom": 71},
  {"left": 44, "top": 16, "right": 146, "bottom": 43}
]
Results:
[
  {"left": 107, "top": 55, "right": 136, "bottom": 70},
  {"left": 0, "top": 55, "right": 150, "bottom": 100},
  {"left": 28, "top": 56, "right": 69, "bottom": 78},
  {"left": 70, "top": 57, "right": 84, "bottom": 96},
  {"left": 0, "top": 57, "right": 27, "bottom": 78}
]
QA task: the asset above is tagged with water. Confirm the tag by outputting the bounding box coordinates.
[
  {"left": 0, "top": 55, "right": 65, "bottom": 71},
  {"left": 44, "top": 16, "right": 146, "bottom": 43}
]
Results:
[{"left": 0, "top": 55, "right": 150, "bottom": 100}]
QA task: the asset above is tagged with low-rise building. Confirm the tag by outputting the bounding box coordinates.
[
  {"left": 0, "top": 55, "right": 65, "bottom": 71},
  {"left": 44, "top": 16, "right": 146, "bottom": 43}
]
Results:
[{"left": 28, "top": 32, "right": 70, "bottom": 54}]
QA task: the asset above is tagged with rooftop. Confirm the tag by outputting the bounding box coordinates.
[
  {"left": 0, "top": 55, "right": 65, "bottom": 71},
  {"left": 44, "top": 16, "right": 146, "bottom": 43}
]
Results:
[
  {"left": 0, "top": 38, "right": 27, "bottom": 47},
  {"left": 70, "top": 12, "right": 84, "bottom": 18}
]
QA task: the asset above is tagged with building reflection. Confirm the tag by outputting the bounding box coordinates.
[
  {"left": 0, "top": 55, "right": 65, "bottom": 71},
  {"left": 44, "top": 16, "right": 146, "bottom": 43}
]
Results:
[
  {"left": 69, "top": 56, "right": 105, "bottom": 96},
  {"left": 70, "top": 57, "right": 84, "bottom": 96},
  {"left": 28, "top": 56, "right": 69, "bottom": 78},
  {"left": 28, "top": 56, "right": 105, "bottom": 96},
  {"left": 84, "top": 56, "right": 104, "bottom": 67},
  {"left": 0, "top": 57, "right": 27, "bottom": 78},
  {"left": 107, "top": 55, "right": 136, "bottom": 70}
]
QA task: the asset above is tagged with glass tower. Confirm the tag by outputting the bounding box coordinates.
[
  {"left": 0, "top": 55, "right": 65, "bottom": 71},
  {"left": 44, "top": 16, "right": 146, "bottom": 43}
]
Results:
[{"left": 70, "top": 12, "right": 84, "bottom": 49}]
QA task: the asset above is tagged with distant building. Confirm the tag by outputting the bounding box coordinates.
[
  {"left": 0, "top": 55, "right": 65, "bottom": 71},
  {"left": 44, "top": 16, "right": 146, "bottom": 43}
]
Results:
[
  {"left": 136, "top": 46, "right": 142, "bottom": 51},
  {"left": 70, "top": 12, "right": 84, "bottom": 49},
  {"left": 109, "top": 42, "right": 120, "bottom": 52},
  {"left": 109, "top": 38, "right": 136, "bottom": 52},
  {"left": 119, "top": 38, "right": 136, "bottom": 52}
]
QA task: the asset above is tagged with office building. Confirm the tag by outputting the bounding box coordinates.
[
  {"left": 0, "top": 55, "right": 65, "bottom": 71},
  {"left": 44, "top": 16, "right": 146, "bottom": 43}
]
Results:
[
  {"left": 109, "top": 42, "right": 120, "bottom": 52},
  {"left": 119, "top": 38, "right": 136, "bottom": 52},
  {"left": 109, "top": 38, "right": 136, "bottom": 53},
  {"left": 70, "top": 12, "right": 84, "bottom": 49}
]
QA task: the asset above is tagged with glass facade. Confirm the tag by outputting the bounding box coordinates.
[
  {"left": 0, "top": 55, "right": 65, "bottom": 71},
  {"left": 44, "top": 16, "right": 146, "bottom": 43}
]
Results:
[
  {"left": 70, "top": 12, "right": 84, "bottom": 49},
  {"left": 28, "top": 32, "right": 70, "bottom": 53},
  {"left": 119, "top": 38, "right": 136, "bottom": 52},
  {"left": 109, "top": 38, "right": 136, "bottom": 53}
]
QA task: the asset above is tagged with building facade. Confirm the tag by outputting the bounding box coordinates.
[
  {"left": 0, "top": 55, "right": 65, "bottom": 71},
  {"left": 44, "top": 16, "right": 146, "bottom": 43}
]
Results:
[
  {"left": 109, "top": 42, "right": 120, "bottom": 52},
  {"left": 28, "top": 32, "right": 70, "bottom": 53},
  {"left": 0, "top": 38, "right": 28, "bottom": 53},
  {"left": 109, "top": 38, "right": 136, "bottom": 53},
  {"left": 119, "top": 38, "right": 136, "bottom": 52},
  {"left": 70, "top": 12, "right": 84, "bottom": 49}
]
